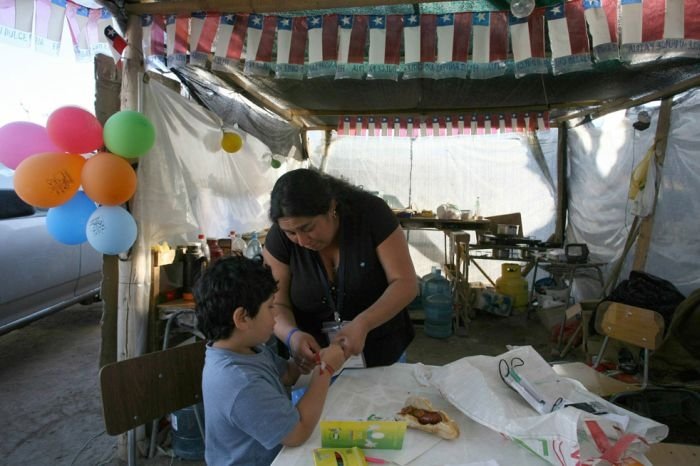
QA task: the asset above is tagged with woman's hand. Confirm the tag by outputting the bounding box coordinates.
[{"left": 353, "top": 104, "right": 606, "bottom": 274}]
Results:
[
  {"left": 319, "top": 343, "right": 347, "bottom": 375},
  {"left": 290, "top": 330, "right": 321, "bottom": 374},
  {"left": 333, "top": 318, "right": 369, "bottom": 359}
]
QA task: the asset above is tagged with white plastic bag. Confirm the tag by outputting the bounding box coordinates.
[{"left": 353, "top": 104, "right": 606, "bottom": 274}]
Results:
[{"left": 423, "top": 346, "right": 668, "bottom": 466}]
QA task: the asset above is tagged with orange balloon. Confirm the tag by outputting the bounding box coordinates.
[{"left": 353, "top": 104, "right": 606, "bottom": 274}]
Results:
[
  {"left": 14, "top": 152, "right": 85, "bottom": 208},
  {"left": 81, "top": 152, "right": 137, "bottom": 206}
]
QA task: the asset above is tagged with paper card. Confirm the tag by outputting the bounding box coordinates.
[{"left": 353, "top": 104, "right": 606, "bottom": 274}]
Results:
[
  {"left": 320, "top": 420, "right": 406, "bottom": 449},
  {"left": 313, "top": 447, "right": 367, "bottom": 466}
]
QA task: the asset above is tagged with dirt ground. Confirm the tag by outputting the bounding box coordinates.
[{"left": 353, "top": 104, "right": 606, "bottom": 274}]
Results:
[{"left": 0, "top": 303, "right": 206, "bottom": 466}]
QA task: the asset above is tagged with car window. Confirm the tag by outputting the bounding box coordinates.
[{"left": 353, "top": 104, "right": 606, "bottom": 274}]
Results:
[{"left": 0, "top": 170, "right": 39, "bottom": 219}]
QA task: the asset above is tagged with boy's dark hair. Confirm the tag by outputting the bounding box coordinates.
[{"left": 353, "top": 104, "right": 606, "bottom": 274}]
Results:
[
  {"left": 193, "top": 255, "right": 278, "bottom": 341},
  {"left": 269, "top": 168, "right": 364, "bottom": 222}
]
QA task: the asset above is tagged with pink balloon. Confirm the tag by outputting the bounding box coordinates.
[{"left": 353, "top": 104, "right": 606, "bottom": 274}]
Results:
[
  {"left": 0, "top": 122, "right": 62, "bottom": 170},
  {"left": 47, "top": 106, "right": 104, "bottom": 154}
]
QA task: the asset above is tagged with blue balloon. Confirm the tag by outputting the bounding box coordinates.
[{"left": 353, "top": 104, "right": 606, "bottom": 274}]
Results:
[
  {"left": 46, "top": 191, "right": 97, "bottom": 245},
  {"left": 85, "top": 206, "right": 137, "bottom": 255}
]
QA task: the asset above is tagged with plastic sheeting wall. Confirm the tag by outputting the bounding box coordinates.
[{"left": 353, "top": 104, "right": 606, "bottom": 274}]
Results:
[
  {"left": 122, "top": 80, "right": 302, "bottom": 356},
  {"left": 567, "top": 89, "right": 700, "bottom": 297},
  {"left": 311, "top": 131, "right": 559, "bottom": 280}
]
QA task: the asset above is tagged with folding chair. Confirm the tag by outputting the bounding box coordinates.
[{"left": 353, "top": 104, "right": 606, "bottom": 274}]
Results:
[
  {"left": 99, "top": 340, "right": 206, "bottom": 465},
  {"left": 552, "top": 302, "right": 665, "bottom": 396}
]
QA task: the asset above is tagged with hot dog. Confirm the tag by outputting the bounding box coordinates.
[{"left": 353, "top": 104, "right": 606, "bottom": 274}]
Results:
[{"left": 395, "top": 395, "right": 460, "bottom": 440}]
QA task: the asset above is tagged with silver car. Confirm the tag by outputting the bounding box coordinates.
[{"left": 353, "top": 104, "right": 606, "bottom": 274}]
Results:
[{"left": 0, "top": 169, "right": 102, "bottom": 335}]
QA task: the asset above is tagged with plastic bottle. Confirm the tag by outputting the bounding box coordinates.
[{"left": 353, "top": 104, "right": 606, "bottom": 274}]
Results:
[
  {"left": 244, "top": 232, "right": 263, "bottom": 262},
  {"left": 474, "top": 196, "right": 481, "bottom": 219},
  {"left": 207, "top": 238, "right": 224, "bottom": 262},
  {"left": 197, "top": 233, "right": 210, "bottom": 262},
  {"left": 230, "top": 230, "right": 247, "bottom": 254},
  {"left": 421, "top": 269, "right": 453, "bottom": 339}
]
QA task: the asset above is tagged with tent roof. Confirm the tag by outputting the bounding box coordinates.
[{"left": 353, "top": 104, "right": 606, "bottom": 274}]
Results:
[{"left": 107, "top": 0, "right": 700, "bottom": 129}]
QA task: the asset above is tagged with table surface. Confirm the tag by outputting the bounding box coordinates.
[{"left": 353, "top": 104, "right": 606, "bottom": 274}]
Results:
[{"left": 272, "top": 363, "right": 548, "bottom": 466}]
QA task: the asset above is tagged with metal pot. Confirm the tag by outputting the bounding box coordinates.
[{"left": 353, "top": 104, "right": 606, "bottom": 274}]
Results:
[{"left": 497, "top": 224, "right": 519, "bottom": 236}]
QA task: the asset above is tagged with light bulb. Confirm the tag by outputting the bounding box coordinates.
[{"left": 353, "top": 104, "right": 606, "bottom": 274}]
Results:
[{"left": 510, "top": 0, "right": 535, "bottom": 18}]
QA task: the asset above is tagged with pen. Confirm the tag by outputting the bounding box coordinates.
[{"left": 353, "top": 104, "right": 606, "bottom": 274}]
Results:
[{"left": 364, "top": 456, "right": 395, "bottom": 464}]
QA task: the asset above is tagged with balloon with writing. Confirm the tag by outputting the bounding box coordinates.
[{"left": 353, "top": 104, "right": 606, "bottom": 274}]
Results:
[
  {"left": 86, "top": 205, "right": 137, "bottom": 255},
  {"left": 13, "top": 152, "right": 86, "bottom": 208}
]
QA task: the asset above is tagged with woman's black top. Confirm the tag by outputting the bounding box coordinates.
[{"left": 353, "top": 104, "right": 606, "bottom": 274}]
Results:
[{"left": 265, "top": 191, "right": 414, "bottom": 367}]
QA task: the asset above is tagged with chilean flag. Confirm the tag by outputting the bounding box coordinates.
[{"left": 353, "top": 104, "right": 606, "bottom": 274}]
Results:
[
  {"left": 621, "top": 0, "right": 700, "bottom": 63},
  {"left": 435, "top": 12, "right": 470, "bottom": 78},
  {"left": 583, "top": 0, "right": 618, "bottom": 62},
  {"left": 307, "top": 14, "right": 338, "bottom": 78},
  {"left": 470, "top": 11, "right": 508, "bottom": 78},
  {"left": 275, "top": 16, "right": 307, "bottom": 79},
  {"left": 89, "top": 9, "right": 123, "bottom": 62},
  {"left": 142, "top": 14, "right": 166, "bottom": 68},
  {"left": 402, "top": 14, "right": 437, "bottom": 78},
  {"left": 212, "top": 13, "right": 246, "bottom": 73},
  {"left": 189, "top": 11, "right": 219, "bottom": 67},
  {"left": 336, "top": 14, "right": 367, "bottom": 79},
  {"left": 509, "top": 9, "right": 548, "bottom": 78},
  {"left": 0, "top": 0, "right": 33, "bottom": 47},
  {"left": 165, "top": 13, "right": 188, "bottom": 67},
  {"left": 367, "top": 14, "right": 402, "bottom": 80},
  {"left": 244, "top": 14, "right": 276, "bottom": 76},
  {"left": 35, "top": 0, "right": 66, "bottom": 54},
  {"left": 545, "top": 1, "right": 592, "bottom": 75},
  {"left": 66, "top": 3, "right": 91, "bottom": 61}
]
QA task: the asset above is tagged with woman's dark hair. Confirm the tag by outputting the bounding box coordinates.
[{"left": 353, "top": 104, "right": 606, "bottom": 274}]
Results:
[
  {"left": 193, "top": 255, "right": 277, "bottom": 341},
  {"left": 269, "top": 168, "right": 363, "bottom": 222}
]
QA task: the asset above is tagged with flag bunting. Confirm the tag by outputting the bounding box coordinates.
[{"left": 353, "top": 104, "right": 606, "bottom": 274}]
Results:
[
  {"left": 2, "top": 0, "right": 697, "bottom": 79},
  {"left": 336, "top": 112, "right": 550, "bottom": 136}
]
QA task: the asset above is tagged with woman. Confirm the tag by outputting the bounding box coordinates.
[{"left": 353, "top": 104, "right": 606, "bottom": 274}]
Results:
[{"left": 263, "top": 168, "right": 417, "bottom": 368}]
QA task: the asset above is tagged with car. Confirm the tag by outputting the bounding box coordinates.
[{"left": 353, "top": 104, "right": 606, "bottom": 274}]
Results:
[{"left": 0, "top": 169, "right": 102, "bottom": 335}]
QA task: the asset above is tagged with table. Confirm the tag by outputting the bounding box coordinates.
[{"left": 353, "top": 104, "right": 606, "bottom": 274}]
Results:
[
  {"left": 528, "top": 258, "right": 606, "bottom": 356},
  {"left": 271, "top": 363, "right": 548, "bottom": 466}
]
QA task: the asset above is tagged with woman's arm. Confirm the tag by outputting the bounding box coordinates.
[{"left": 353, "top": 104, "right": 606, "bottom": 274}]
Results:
[
  {"left": 334, "top": 226, "right": 418, "bottom": 356},
  {"left": 263, "top": 248, "right": 321, "bottom": 370}
]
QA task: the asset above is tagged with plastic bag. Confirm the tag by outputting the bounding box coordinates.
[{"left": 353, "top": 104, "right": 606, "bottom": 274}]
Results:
[{"left": 422, "top": 346, "right": 667, "bottom": 466}]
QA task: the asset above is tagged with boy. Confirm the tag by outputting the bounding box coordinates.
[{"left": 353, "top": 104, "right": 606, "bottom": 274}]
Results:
[{"left": 194, "top": 255, "right": 346, "bottom": 466}]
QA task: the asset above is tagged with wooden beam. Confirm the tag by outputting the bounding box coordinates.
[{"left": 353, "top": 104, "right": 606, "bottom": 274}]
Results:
[
  {"left": 127, "top": 0, "right": 456, "bottom": 15},
  {"left": 555, "top": 75, "right": 700, "bottom": 124},
  {"left": 632, "top": 97, "right": 673, "bottom": 271}
]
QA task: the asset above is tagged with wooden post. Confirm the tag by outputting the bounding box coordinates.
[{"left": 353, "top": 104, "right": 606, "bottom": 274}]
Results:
[
  {"left": 632, "top": 97, "right": 673, "bottom": 271},
  {"left": 554, "top": 121, "right": 568, "bottom": 244}
]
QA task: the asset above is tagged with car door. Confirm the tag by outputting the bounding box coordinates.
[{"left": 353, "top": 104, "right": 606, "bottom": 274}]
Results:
[{"left": 0, "top": 172, "right": 82, "bottom": 334}]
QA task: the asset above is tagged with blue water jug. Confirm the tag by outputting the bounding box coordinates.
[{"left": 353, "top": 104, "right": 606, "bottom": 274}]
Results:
[
  {"left": 171, "top": 403, "right": 205, "bottom": 460},
  {"left": 424, "top": 294, "right": 453, "bottom": 338},
  {"left": 421, "top": 269, "right": 451, "bottom": 308}
]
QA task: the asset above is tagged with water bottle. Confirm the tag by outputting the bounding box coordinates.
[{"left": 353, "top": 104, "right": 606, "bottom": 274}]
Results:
[
  {"left": 421, "top": 269, "right": 453, "bottom": 339},
  {"left": 474, "top": 196, "right": 481, "bottom": 219},
  {"left": 244, "top": 232, "right": 263, "bottom": 262},
  {"left": 230, "top": 230, "right": 247, "bottom": 254},
  {"left": 197, "top": 233, "right": 210, "bottom": 262}
]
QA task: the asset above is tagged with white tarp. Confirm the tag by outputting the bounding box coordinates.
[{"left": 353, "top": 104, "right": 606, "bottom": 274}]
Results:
[
  {"left": 121, "top": 80, "right": 302, "bottom": 357},
  {"left": 567, "top": 89, "right": 700, "bottom": 296}
]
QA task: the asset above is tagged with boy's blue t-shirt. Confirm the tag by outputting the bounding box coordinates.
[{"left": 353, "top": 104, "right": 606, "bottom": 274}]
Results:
[{"left": 202, "top": 343, "right": 300, "bottom": 466}]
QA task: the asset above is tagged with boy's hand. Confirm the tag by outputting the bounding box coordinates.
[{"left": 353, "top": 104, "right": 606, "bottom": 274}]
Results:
[{"left": 319, "top": 343, "right": 347, "bottom": 375}]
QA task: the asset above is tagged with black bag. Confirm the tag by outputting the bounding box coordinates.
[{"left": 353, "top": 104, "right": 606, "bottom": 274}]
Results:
[{"left": 589, "top": 271, "right": 685, "bottom": 336}]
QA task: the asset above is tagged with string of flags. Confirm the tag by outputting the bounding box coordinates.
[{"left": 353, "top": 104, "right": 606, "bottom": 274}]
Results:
[
  {"left": 139, "top": 0, "right": 700, "bottom": 79},
  {"left": 2, "top": 0, "right": 699, "bottom": 79},
  {"left": 337, "top": 112, "right": 550, "bottom": 137}
]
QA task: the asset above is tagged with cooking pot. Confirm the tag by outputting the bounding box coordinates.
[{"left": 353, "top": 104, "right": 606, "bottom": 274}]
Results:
[{"left": 497, "top": 224, "right": 519, "bottom": 236}]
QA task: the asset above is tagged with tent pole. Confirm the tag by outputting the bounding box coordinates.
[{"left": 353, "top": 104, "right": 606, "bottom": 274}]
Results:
[{"left": 554, "top": 121, "right": 568, "bottom": 244}]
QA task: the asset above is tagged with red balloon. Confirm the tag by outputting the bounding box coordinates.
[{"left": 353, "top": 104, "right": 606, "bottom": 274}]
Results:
[
  {"left": 81, "top": 152, "right": 137, "bottom": 206},
  {"left": 47, "top": 106, "right": 104, "bottom": 154}
]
